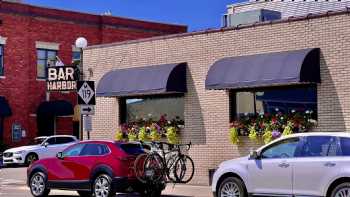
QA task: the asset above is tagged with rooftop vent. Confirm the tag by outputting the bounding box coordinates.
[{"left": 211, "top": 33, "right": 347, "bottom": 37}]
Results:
[{"left": 222, "top": 9, "right": 281, "bottom": 27}]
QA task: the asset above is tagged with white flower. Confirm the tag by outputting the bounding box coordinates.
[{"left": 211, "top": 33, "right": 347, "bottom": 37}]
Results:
[
  {"left": 259, "top": 111, "right": 264, "bottom": 115},
  {"left": 281, "top": 117, "right": 284, "bottom": 120},
  {"left": 310, "top": 110, "right": 313, "bottom": 114},
  {"left": 291, "top": 109, "right": 296, "bottom": 113},
  {"left": 308, "top": 119, "right": 317, "bottom": 124},
  {"left": 275, "top": 108, "right": 279, "bottom": 112},
  {"left": 305, "top": 110, "right": 310, "bottom": 114},
  {"left": 168, "top": 121, "right": 171, "bottom": 124},
  {"left": 148, "top": 113, "right": 152, "bottom": 117}
]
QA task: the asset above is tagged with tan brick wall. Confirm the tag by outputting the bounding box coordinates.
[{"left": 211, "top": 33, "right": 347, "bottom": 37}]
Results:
[{"left": 84, "top": 13, "right": 350, "bottom": 185}]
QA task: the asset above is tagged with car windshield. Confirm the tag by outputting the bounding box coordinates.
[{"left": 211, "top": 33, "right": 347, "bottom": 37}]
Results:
[{"left": 30, "top": 137, "right": 47, "bottom": 145}]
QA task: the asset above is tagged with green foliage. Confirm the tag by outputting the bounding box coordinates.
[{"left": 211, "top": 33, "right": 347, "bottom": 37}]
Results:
[
  {"left": 166, "top": 126, "right": 179, "bottom": 144},
  {"left": 138, "top": 127, "right": 149, "bottom": 141},
  {"left": 229, "top": 127, "right": 240, "bottom": 144},
  {"left": 282, "top": 121, "right": 293, "bottom": 136},
  {"left": 248, "top": 126, "right": 258, "bottom": 142},
  {"left": 128, "top": 132, "right": 138, "bottom": 142},
  {"left": 114, "top": 130, "right": 124, "bottom": 141},
  {"left": 150, "top": 128, "right": 161, "bottom": 141},
  {"left": 262, "top": 124, "right": 273, "bottom": 144}
]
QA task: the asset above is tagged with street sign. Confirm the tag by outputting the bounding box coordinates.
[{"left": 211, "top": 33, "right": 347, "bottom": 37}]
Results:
[
  {"left": 83, "top": 115, "right": 92, "bottom": 132},
  {"left": 77, "top": 81, "right": 96, "bottom": 105},
  {"left": 47, "top": 66, "right": 78, "bottom": 91},
  {"left": 80, "top": 105, "right": 95, "bottom": 115}
]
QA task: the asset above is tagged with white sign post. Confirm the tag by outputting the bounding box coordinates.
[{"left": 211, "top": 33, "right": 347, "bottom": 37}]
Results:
[{"left": 83, "top": 115, "right": 92, "bottom": 139}]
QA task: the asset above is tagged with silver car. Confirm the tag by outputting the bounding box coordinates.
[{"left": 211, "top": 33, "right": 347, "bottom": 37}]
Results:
[{"left": 212, "top": 132, "right": 350, "bottom": 197}]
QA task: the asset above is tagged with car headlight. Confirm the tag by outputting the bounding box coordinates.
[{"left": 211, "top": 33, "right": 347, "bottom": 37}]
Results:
[{"left": 14, "top": 151, "right": 24, "bottom": 154}]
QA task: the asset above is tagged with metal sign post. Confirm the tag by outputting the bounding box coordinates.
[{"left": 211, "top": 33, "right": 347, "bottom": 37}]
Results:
[{"left": 77, "top": 81, "right": 96, "bottom": 140}]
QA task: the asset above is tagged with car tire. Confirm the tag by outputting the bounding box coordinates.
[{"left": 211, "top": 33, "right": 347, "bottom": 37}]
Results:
[
  {"left": 26, "top": 153, "right": 38, "bottom": 166},
  {"left": 330, "top": 182, "right": 350, "bottom": 197},
  {"left": 77, "top": 190, "right": 92, "bottom": 197},
  {"left": 29, "top": 172, "right": 50, "bottom": 197},
  {"left": 218, "top": 177, "right": 246, "bottom": 197},
  {"left": 92, "top": 174, "right": 115, "bottom": 197}
]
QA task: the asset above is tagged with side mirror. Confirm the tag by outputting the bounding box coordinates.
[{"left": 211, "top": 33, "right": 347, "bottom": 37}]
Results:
[
  {"left": 249, "top": 150, "right": 260, "bottom": 160},
  {"left": 56, "top": 152, "right": 64, "bottom": 160}
]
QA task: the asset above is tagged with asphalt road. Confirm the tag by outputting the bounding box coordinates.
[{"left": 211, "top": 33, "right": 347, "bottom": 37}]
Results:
[{"left": 0, "top": 167, "right": 210, "bottom": 197}]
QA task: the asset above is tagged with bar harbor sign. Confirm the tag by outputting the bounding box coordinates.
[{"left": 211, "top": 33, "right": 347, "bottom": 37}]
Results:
[{"left": 47, "top": 66, "right": 78, "bottom": 91}]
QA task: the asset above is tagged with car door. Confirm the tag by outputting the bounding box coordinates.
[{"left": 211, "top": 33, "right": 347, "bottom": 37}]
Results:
[
  {"left": 292, "top": 136, "right": 340, "bottom": 196},
  {"left": 48, "top": 143, "right": 86, "bottom": 180},
  {"left": 36, "top": 137, "right": 60, "bottom": 159},
  {"left": 247, "top": 137, "right": 301, "bottom": 195},
  {"left": 61, "top": 143, "right": 110, "bottom": 181}
]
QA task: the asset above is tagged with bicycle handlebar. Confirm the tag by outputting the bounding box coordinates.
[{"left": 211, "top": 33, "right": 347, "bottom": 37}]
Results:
[{"left": 138, "top": 140, "right": 192, "bottom": 151}]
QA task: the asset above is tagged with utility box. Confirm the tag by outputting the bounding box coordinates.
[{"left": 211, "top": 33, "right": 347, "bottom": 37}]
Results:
[{"left": 223, "top": 9, "right": 281, "bottom": 27}]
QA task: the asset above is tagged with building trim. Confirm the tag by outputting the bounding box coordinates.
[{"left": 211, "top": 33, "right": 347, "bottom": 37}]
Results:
[
  {"left": 0, "top": 1, "right": 187, "bottom": 34},
  {"left": 0, "top": 36, "right": 7, "bottom": 45},
  {"left": 86, "top": 7, "right": 350, "bottom": 50},
  {"left": 35, "top": 41, "right": 59, "bottom": 50},
  {"left": 72, "top": 45, "right": 81, "bottom": 52}
]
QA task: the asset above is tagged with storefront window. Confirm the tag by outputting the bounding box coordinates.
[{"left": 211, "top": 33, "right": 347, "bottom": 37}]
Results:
[
  {"left": 37, "top": 49, "right": 57, "bottom": 79},
  {"left": 120, "top": 95, "right": 184, "bottom": 125},
  {"left": 230, "top": 85, "right": 317, "bottom": 120}
]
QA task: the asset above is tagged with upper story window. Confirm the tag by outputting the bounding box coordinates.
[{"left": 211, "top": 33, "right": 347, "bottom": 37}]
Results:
[
  {"left": 37, "top": 49, "right": 57, "bottom": 79},
  {"left": 72, "top": 51, "right": 81, "bottom": 63},
  {"left": 120, "top": 95, "right": 185, "bottom": 125},
  {"left": 0, "top": 45, "right": 4, "bottom": 76}
]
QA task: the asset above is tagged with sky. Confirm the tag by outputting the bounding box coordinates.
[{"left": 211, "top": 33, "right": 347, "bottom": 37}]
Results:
[{"left": 24, "top": 0, "right": 247, "bottom": 31}]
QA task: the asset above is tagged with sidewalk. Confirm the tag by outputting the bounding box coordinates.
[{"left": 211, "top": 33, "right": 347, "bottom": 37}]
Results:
[{"left": 163, "top": 184, "right": 212, "bottom": 197}]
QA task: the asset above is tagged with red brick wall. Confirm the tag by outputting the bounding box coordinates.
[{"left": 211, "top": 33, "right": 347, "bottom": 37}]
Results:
[{"left": 0, "top": 0, "right": 186, "bottom": 147}]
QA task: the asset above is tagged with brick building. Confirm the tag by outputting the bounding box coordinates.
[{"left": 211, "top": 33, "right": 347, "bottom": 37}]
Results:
[
  {"left": 84, "top": 8, "right": 350, "bottom": 185},
  {"left": 0, "top": 0, "right": 186, "bottom": 147}
]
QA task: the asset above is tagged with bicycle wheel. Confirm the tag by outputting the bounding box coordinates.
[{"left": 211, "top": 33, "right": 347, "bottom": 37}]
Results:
[
  {"left": 134, "top": 153, "right": 148, "bottom": 183},
  {"left": 143, "top": 153, "right": 165, "bottom": 183},
  {"left": 174, "top": 155, "right": 195, "bottom": 183},
  {"left": 165, "top": 155, "right": 178, "bottom": 182}
]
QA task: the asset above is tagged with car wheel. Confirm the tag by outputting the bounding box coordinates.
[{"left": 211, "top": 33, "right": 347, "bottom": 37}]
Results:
[
  {"left": 29, "top": 172, "right": 50, "bottom": 197},
  {"left": 77, "top": 190, "right": 92, "bottom": 197},
  {"left": 218, "top": 177, "right": 246, "bottom": 197},
  {"left": 92, "top": 174, "right": 115, "bottom": 197},
  {"left": 330, "top": 182, "right": 350, "bottom": 197},
  {"left": 26, "top": 153, "right": 38, "bottom": 166}
]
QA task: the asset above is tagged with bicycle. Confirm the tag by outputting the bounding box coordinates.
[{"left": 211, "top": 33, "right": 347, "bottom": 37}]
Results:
[{"left": 134, "top": 141, "right": 194, "bottom": 184}]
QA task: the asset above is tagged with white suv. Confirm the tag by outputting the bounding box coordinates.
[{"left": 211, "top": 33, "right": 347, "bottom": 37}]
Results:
[
  {"left": 212, "top": 132, "right": 350, "bottom": 197},
  {"left": 2, "top": 135, "right": 78, "bottom": 166}
]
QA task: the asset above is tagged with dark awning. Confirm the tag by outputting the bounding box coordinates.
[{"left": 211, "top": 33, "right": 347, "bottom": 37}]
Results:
[
  {"left": 37, "top": 100, "right": 74, "bottom": 117},
  {"left": 205, "top": 48, "right": 320, "bottom": 90},
  {"left": 0, "top": 96, "right": 12, "bottom": 117},
  {"left": 97, "top": 63, "right": 187, "bottom": 97}
]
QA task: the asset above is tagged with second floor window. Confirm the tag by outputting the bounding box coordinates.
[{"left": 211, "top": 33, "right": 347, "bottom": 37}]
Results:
[
  {"left": 72, "top": 51, "right": 81, "bottom": 63},
  {"left": 0, "top": 45, "right": 4, "bottom": 76},
  {"left": 37, "top": 49, "right": 57, "bottom": 79}
]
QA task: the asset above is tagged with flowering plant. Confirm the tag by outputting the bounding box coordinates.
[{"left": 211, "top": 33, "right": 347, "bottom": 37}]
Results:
[
  {"left": 229, "top": 109, "right": 317, "bottom": 144},
  {"left": 119, "top": 114, "right": 184, "bottom": 144}
]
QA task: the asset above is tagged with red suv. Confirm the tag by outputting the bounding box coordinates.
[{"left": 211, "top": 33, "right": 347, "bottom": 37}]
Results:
[{"left": 27, "top": 140, "right": 161, "bottom": 197}]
